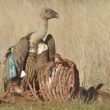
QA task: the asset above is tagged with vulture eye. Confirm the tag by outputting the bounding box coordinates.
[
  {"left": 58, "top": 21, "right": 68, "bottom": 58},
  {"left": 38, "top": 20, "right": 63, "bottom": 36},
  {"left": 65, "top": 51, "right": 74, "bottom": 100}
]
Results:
[{"left": 45, "top": 10, "right": 48, "bottom": 13}]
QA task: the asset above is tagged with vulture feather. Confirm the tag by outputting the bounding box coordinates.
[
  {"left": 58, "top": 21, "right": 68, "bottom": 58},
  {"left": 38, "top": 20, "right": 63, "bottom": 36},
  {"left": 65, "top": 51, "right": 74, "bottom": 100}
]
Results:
[
  {"left": 3, "top": 34, "right": 31, "bottom": 91},
  {"left": 45, "top": 34, "right": 56, "bottom": 61},
  {"left": 24, "top": 34, "right": 56, "bottom": 88}
]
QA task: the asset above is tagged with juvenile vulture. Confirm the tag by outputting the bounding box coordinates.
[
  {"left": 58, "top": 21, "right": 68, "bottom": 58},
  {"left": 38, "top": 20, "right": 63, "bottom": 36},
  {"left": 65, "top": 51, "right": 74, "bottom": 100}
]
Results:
[{"left": 4, "top": 7, "right": 59, "bottom": 91}]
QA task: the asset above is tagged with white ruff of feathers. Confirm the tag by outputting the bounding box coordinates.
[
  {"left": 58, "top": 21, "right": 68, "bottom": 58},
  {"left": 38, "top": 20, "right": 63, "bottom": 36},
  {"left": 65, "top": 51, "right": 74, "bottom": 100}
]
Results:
[{"left": 37, "top": 43, "right": 48, "bottom": 54}]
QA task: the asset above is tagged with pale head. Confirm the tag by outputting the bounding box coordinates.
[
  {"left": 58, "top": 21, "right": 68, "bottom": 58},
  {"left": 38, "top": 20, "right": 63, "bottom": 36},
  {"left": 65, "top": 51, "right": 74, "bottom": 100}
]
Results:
[{"left": 40, "top": 7, "right": 59, "bottom": 20}]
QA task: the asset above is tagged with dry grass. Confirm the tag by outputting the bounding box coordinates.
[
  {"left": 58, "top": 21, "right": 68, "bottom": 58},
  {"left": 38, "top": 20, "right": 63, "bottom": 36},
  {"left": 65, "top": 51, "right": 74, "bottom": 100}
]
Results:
[
  {"left": 0, "top": 99, "right": 110, "bottom": 110},
  {"left": 0, "top": 0, "right": 110, "bottom": 93}
]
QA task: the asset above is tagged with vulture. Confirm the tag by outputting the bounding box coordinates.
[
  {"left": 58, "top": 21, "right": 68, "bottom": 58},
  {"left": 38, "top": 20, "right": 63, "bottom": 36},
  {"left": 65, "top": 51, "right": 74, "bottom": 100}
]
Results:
[
  {"left": 24, "top": 34, "right": 56, "bottom": 89},
  {"left": 3, "top": 7, "right": 59, "bottom": 91}
]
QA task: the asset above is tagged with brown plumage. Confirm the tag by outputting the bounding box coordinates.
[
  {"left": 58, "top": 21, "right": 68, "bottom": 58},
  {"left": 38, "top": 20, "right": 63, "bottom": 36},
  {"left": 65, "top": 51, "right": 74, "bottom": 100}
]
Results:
[
  {"left": 24, "top": 34, "right": 56, "bottom": 89},
  {"left": 3, "top": 33, "right": 32, "bottom": 91},
  {"left": 45, "top": 34, "right": 56, "bottom": 61}
]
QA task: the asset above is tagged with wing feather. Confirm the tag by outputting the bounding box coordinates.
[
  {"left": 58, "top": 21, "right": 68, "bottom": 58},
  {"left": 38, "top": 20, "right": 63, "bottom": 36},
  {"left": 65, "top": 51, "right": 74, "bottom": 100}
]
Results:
[
  {"left": 45, "top": 34, "right": 56, "bottom": 61},
  {"left": 4, "top": 33, "right": 33, "bottom": 78},
  {"left": 14, "top": 37, "right": 30, "bottom": 73}
]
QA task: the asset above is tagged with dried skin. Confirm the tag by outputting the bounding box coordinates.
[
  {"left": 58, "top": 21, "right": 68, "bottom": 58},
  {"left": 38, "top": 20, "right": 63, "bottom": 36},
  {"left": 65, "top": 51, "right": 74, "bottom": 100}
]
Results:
[{"left": 31, "top": 59, "right": 80, "bottom": 101}]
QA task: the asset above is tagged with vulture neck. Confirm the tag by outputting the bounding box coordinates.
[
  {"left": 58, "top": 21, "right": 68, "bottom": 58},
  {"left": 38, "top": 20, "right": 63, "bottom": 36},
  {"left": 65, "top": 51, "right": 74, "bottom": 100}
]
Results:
[{"left": 30, "top": 19, "right": 48, "bottom": 44}]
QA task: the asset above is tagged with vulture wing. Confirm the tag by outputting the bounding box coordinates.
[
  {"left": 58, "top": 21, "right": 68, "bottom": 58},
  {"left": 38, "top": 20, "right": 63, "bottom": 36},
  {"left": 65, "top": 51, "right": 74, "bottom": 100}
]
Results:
[
  {"left": 3, "top": 33, "right": 32, "bottom": 91},
  {"left": 45, "top": 34, "right": 56, "bottom": 61},
  {"left": 14, "top": 36, "right": 30, "bottom": 74}
]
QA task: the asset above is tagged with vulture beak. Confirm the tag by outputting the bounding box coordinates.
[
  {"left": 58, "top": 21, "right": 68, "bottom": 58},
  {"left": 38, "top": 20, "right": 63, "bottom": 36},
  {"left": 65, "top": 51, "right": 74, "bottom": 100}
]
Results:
[
  {"left": 52, "top": 11, "right": 59, "bottom": 18},
  {"left": 55, "top": 13, "right": 59, "bottom": 18}
]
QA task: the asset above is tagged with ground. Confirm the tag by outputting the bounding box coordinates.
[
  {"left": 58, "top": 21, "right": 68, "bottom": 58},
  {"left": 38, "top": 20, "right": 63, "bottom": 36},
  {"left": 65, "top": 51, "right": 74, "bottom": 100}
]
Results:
[{"left": 0, "top": 99, "right": 110, "bottom": 110}]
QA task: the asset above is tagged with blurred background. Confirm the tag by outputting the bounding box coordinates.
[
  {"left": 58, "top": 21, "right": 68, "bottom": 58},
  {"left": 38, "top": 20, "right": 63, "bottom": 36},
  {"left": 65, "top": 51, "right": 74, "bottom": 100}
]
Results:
[{"left": 0, "top": 0, "right": 110, "bottom": 92}]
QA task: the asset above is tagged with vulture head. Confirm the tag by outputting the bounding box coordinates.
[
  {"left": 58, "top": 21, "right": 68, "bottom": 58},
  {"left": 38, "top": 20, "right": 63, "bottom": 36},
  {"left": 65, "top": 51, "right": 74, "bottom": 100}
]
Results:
[{"left": 40, "top": 7, "right": 59, "bottom": 20}]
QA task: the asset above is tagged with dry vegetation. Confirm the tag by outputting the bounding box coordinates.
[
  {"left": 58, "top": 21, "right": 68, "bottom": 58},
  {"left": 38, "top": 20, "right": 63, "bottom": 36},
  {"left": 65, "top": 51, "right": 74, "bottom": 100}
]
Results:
[
  {"left": 0, "top": 0, "right": 110, "bottom": 109},
  {"left": 0, "top": 100, "right": 110, "bottom": 110}
]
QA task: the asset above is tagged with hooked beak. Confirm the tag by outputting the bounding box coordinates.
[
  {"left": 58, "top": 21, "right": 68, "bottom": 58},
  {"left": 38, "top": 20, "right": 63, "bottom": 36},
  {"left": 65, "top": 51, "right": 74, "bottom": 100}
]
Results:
[
  {"left": 52, "top": 11, "right": 59, "bottom": 18},
  {"left": 55, "top": 13, "right": 59, "bottom": 18}
]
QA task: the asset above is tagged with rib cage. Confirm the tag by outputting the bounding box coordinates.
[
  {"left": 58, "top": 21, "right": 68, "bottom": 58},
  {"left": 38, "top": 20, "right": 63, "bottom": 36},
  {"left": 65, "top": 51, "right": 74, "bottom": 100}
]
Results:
[
  {"left": 29, "top": 59, "right": 80, "bottom": 101},
  {"left": 2, "top": 59, "right": 80, "bottom": 102}
]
